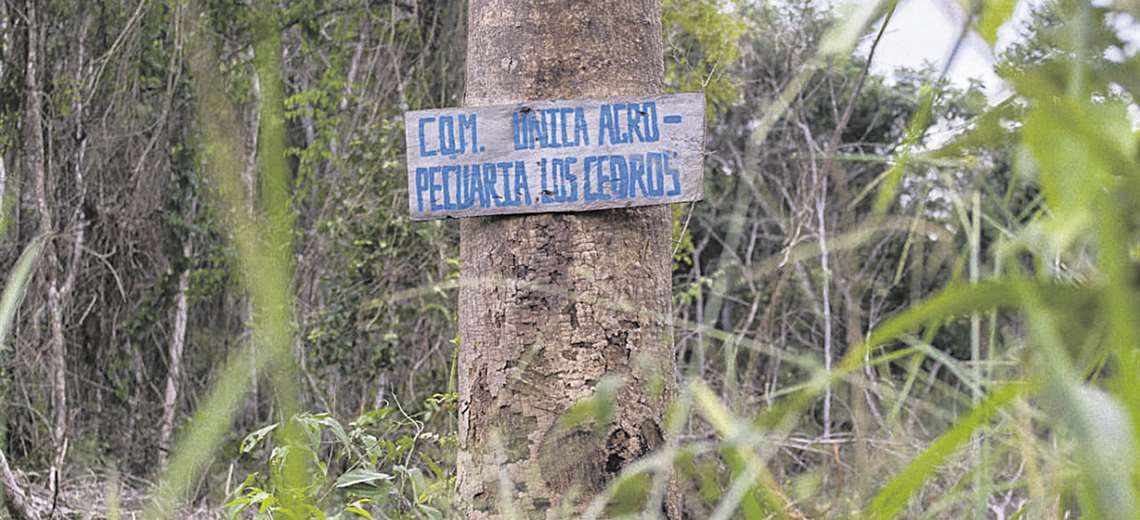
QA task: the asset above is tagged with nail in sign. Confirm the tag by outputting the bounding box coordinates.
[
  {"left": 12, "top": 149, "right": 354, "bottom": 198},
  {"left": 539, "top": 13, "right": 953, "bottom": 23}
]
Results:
[{"left": 403, "top": 92, "right": 705, "bottom": 220}]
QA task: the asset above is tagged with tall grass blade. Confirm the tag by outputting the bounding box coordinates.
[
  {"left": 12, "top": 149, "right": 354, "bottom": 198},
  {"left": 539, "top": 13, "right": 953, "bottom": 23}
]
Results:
[
  {"left": 819, "top": 0, "right": 895, "bottom": 56},
  {"left": 692, "top": 380, "right": 793, "bottom": 520},
  {"left": 1018, "top": 279, "right": 1137, "bottom": 520},
  {"left": 0, "top": 236, "right": 45, "bottom": 349},
  {"left": 865, "top": 383, "right": 1023, "bottom": 519},
  {"left": 145, "top": 1, "right": 306, "bottom": 516}
]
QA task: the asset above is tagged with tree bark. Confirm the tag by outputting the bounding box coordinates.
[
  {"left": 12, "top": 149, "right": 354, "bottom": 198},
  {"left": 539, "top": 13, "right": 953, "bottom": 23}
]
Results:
[
  {"left": 0, "top": 450, "right": 34, "bottom": 520},
  {"left": 24, "top": 0, "right": 69, "bottom": 487},
  {"left": 0, "top": 154, "right": 7, "bottom": 223},
  {"left": 158, "top": 241, "right": 192, "bottom": 469},
  {"left": 243, "top": 67, "right": 261, "bottom": 424},
  {"left": 458, "top": 1, "right": 678, "bottom": 517}
]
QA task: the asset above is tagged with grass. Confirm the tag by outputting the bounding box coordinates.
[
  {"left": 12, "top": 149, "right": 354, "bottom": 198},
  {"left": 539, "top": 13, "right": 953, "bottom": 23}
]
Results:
[{"left": 40, "top": 0, "right": 1132, "bottom": 518}]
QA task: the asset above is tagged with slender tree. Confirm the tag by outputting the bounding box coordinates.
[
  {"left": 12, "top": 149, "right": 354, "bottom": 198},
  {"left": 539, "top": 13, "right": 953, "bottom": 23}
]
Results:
[
  {"left": 23, "top": 0, "right": 69, "bottom": 492},
  {"left": 457, "top": 0, "right": 679, "bottom": 517},
  {"left": 158, "top": 239, "right": 192, "bottom": 469}
]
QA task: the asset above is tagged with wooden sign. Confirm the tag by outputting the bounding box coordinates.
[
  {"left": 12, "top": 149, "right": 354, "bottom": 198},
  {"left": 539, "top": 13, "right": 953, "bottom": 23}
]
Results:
[{"left": 403, "top": 92, "right": 705, "bottom": 220}]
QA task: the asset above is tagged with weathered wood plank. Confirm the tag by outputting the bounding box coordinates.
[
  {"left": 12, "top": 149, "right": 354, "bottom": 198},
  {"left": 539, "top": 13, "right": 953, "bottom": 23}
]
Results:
[{"left": 403, "top": 92, "right": 705, "bottom": 220}]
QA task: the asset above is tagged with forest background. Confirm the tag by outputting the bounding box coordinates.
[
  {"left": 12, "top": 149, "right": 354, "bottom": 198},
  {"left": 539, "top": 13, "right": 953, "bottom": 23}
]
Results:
[{"left": 1, "top": 0, "right": 1140, "bottom": 518}]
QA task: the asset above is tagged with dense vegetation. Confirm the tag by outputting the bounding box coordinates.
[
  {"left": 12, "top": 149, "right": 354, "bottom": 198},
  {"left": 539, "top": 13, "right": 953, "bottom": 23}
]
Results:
[{"left": 0, "top": 0, "right": 1138, "bottom": 518}]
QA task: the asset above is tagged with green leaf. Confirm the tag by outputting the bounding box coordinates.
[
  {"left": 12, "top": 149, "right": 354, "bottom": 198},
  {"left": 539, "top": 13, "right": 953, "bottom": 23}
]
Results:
[
  {"left": 416, "top": 504, "right": 443, "bottom": 519},
  {"left": 241, "top": 423, "right": 279, "bottom": 454},
  {"left": 866, "top": 383, "right": 1023, "bottom": 519},
  {"left": 335, "top": 468, "right": 394, "bottom": 489},
  {"left": 301, "top": 413, "right": 352, "bottom": 449},
  {"left": 975, "top": 0, "right": 1017, "bottom": 46},
  {"left": 558, "top": 376, "right": 622, "bottom": 436},
  {"left": 422, "top": 454, "right": 446, "bottom": 481},
  {"left": 344, "top": 505, "right": 374, "bottom": 520},
  {"left": 604, "top": 472, "right": 653, "bottom": 517}
]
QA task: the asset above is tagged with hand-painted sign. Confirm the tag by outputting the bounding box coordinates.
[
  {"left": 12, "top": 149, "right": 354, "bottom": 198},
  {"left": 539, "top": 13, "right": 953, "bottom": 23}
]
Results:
[{"left": 403, "top": 92, "right": 705, "bottom": 220}]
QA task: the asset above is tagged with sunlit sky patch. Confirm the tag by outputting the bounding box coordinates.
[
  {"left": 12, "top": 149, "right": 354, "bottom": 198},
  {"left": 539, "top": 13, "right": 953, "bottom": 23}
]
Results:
[{"left": 850, "top": 0, "right": 1139, "bottom": 102}]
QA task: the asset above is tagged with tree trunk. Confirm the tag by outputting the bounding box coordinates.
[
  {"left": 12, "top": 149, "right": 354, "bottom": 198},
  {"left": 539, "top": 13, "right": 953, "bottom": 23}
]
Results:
[
  {"left": 24, "top": 0, "right": 69, "bottom": 488},
  {"left": 457, "top": 1, "right": 678, "bottom": 517},
  {"left": 158, "top": 242, "right": 192, "bottom": 468},
  {"left": 243, "top": 69, "right": 261, "bottom": 425},
  {"left": 0, "top": 154, "right": 7, "bottom": 223},
  {"left": 0, "top": 450, "right": 34, "bottom": 520}
]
